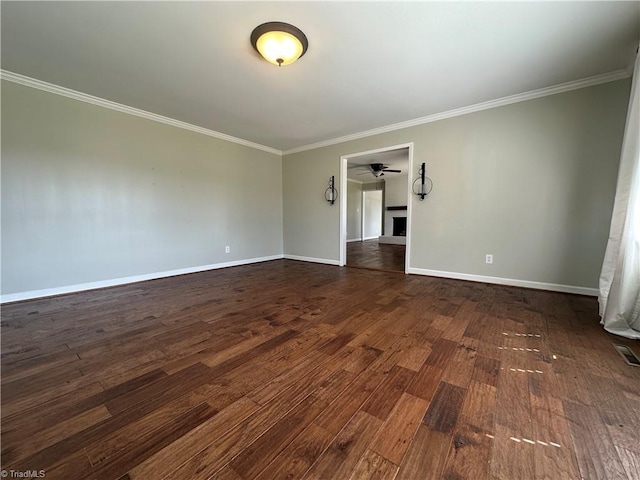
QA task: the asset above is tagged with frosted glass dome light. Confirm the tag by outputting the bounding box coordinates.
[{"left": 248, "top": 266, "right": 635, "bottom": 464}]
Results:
[{"left": 251, "top": 22, "right": 308, "bottom": 67}]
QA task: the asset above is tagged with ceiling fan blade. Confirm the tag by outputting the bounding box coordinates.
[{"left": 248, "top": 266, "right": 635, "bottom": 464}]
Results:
[{"left": 382, "top": 169, "right": 402, "bottom": 173}]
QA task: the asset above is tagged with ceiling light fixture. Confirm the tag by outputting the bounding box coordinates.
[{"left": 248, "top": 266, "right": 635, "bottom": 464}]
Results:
[{"left": 251, "top": 22, "right": 308, "bottom": 67}]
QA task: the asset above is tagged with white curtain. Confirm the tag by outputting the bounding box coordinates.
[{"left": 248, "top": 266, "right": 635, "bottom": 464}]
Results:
[{"left": 599, "top": 49, "right": 640, "bottom": 339}]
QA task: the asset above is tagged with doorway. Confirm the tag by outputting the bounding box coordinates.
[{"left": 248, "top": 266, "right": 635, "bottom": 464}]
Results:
[{"left": 339, "top": 143, "right": 413, "bottom": 273}]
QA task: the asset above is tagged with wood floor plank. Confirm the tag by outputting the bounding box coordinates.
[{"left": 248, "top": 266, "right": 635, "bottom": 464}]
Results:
[
  {"left": 489, "top": 336, "right": 536, "bottom": 479},
  {"left": 314, "top": 368, "right": 386, "bottom": 435},
  {"left": 550, "top": 353, "right": 594, "bottom": 406},
  {"left": 348, "top": 449, "right": 400, "bottom": 480},
  {"left": 258, "top": 333, "right": 330, "bottom": 375},
  {"left": 200, "top": 329, "right": 300, "bottom": 379},
  {"left": 79, "top": 403, "right": 218, "bottom": 480},
  {"left": 253, "top": 422, "right": 334, "bottom": 480},
  {"left": 529, "top": 359, "right": 581, "bottom": 480},
  {"left": 38, "top": 449, "right": 94, "bottom": 480},
  {"left": 104, "top": 362, "right": 213, "bottom": 415},
  {"left": 229, "top": 394, "right": 327, "bottom": 479},
  {"left": 317, "top": 332, "right": 357, "bottom": 355},
  {"left": 302, "top": 411, "right": 383, "bottom": 479},
  {"left": 1, "top": 405, "right": 111, "bottom": 466},
  {"left": 489, "top": 423, "right": 536, "bottom": 480},
  {"left": 1, "top": 362, "right": 84, "bottom": 403},
  {"left": 564, "top": 400, "right": 628, "bottom": 479},
  {"left": 162, "top": 361, "right": 341, "bottom": 479},
  {"left": 85, "top": 385, "right": 220, "bottom": 466},
  {"left": 471, "top": 354, "right": 501, "bottom": 387},
  {"left": 246, "top": 350, "right": 330, "bottom": 406},
  {"left": 396, "top": 425, "right": 451, "bottom": 480},
  {"left": 405, "top": 364, "right": 443, "bottom": 402},
  {"left": 583, "top": 371, "right": 640, "bottom": 430},
  {"left": 422, "top": 381, "right": 466, "bottom": 435},
  {"left": 144, "top": 396, "right": 290, "bottom": 479},
  {"left": 0, "top": 372, "right": 101, "bottom": 418},
  {"left": 395, "top": 345, "right": 431, "bottom": 372},
  {"left": 494, "top": 338, "right": 532, "bottom": 434},
  {"left": 208, "top": 363, "right": 278, "bottom": 407},
  {"left": 441, "top": 301, "right": 479, "bottom": 342},
  {"left": 163, "top": 333, "right": 265, "bottom": 375},
  {"left": 340, "top": 345, "right": 385, "bottom": 375},
  {"left": 346, "top": 239, "right": 405, "bottom": 273},
  {"left": 440, "top": 337, "right": 478, "bottom": 388},
  {"left": 1, "top": 349, "right": 80, "bottom": 384},
  {"left": 209, "top": 465, "right": 244, "bottom": 480},
  {"left": 1, "top": 382, "right": 106, "bottom": 444},
  {"left": 370, "top": 392, "right": 428, "bottom": 465},
  {"left": 2, "top": 259, "right": 638, "bottom": 480},
  {"left": 441, "top": 380, "right": 496, "bottom": 480},
  {"left": 7, "top": 378, "right": 214, "bottom": 472},
  {"left": 127, "top": 396, "right": 260, "bottom": 480},
  {"left": 361, "top": 365, "right": 415, "bottom": 421},
  {"left": 424, "top": 338, "right": 459, "bottom": 370}
]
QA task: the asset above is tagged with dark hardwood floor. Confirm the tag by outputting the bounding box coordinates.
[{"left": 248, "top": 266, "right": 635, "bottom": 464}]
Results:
[
  {"left": 1, "top": 259, "right": 639, "bottom": 479},
  {"left": 347, "top": 239, "right": 405, "bottom": 273}
]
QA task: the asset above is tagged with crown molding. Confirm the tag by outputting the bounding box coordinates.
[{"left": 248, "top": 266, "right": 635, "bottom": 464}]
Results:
[
  {"left": 2, "top": 68, "right": 629, "bottom": 158},
  {"left": 0, "top": 70, "right": 282, "bottom": 156},
  {"left": 282, "top": 69, "right": 631, "bottom": 155}
]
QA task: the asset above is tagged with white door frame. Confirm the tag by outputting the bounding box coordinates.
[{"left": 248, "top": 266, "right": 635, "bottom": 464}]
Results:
[{"left": 339, "top": 142, "right": 414, "bottom": 273}]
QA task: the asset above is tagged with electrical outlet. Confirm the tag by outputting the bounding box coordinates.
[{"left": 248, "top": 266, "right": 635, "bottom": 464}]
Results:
[
  {"left": 485, "top": 254, "right": 493, "bottom": 264},
  {"left": 225, "top": 246, "right": 230, "bottom": 254}
]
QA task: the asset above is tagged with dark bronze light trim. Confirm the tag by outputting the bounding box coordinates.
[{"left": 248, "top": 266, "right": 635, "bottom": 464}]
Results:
[{"left": 250, "top": 22, "right": 309, "bottom": 63}]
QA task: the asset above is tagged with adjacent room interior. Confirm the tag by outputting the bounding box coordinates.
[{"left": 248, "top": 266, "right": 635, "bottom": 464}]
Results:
[
  {"left": 346, "top": 147, "right": 409, "bottom": 273},
  {"left": 1, "top": 2, "right": 639, "bottom": 479}
]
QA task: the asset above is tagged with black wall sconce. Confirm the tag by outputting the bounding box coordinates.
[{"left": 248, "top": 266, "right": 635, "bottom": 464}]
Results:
[
  {"left": 412, "top": 163, "right": 433, "bottom": 200},
  {"left": 325, "top": 176, "right": 338, "bottom": 205}
]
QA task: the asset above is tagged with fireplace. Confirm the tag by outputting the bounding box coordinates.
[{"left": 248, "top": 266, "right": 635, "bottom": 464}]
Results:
[{"left": 392, "top": 217, "right": 407, "bottom": 236}]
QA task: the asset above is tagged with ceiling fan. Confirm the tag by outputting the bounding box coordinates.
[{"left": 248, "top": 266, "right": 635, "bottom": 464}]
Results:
[{"left": 357, "top": 163, "right": 402, "bottom": 178}]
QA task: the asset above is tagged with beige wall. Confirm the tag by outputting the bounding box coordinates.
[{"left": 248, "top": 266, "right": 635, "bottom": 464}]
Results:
[
  {"left": 1, "top": 81, "right": 283, "bottom": 295},
  {"left": 282, "top": 152, "right": 340, "bottom": 261},
  {"left": 283, "top": 79, "right": 630, "bottom": 290},
  {"left": 1, "top": 78, "right": 630, "bottom": 297},
  {"left": 347, "top": 180, "right": 362, "bottom": 241},
  {"left": 384, "top": 175, "right": 409, "bottom": 207}
]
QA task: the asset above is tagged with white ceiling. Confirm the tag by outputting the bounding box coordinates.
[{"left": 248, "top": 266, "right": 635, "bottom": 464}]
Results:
[
  {"left": 347, "top": 148, "right": 409, "bottom": 181},
  {"left": 1, "top": 2, "right": 638, "bottom": 153}
]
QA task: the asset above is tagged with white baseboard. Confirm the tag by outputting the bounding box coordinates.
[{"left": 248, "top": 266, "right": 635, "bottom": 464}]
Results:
[
  {"left": 347, "top": 238, "right": 363, "bottom": 243},
  {"left": 363, "top": 236, "right": 379, "bottom": 241},
  {"left": 0, "top": 254, "right": 284, "bottom": 304},
  {"left": 283, "top": 254, "right": 341, "bottom": 266},
  {"left": 3, "top": 257, "right": 596, "bottom": 303},
  {"left": 406, "top": 267, "right": 598, "bottom": 296}
]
